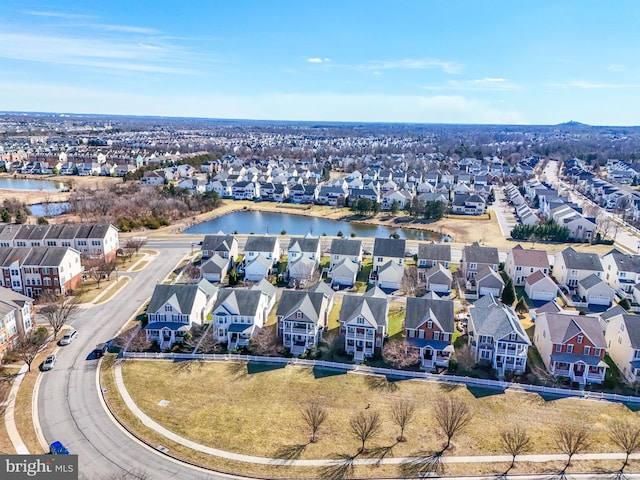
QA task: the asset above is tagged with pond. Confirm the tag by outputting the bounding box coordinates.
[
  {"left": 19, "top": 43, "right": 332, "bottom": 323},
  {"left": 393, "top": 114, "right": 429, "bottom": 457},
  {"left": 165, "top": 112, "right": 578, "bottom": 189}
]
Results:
[
  {"left": 0, "top": 178, "right": 67, "bottom": 191},
  {"left": 183, "top": 210, "right": 451, "bottom": 241},
  {"left": 29, "top": 202, "right": 70, "bottom": 217}
]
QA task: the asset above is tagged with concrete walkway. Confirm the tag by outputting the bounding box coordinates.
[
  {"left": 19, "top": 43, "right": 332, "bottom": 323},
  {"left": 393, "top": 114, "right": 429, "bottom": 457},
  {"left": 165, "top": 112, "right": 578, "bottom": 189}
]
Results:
[
  {"left": 112, "top": 360, "right": 639, "bottom": 467},
  {"left": 4, "top": 364, "right": 30, "bottom": 454}
]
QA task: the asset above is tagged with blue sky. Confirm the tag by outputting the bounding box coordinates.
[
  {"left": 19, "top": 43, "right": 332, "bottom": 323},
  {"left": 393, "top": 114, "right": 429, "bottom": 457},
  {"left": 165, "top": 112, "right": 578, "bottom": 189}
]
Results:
[{"left": 1, "top": 1, "right": 639, "bottom": 125}]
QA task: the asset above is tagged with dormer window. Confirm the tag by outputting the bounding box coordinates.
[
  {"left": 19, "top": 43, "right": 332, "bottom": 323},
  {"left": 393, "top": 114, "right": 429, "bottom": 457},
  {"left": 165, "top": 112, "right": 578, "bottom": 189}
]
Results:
[
  {"left": 427, "top": 320, "right": 433, "bottom": 329},
  {"left": 577, "top": 335, "right": 583, "bottom": 344},
  {"left": 296, "top": 311, "right": 303, "bottom": 319},
  {"left": 356, "top": 316, "right": 365, "bottom": 325},
  {"left": 509, "top": 333, "right": 516, "bottom": 341},
  {"left": 165, "top": 305, "right": 172, "bottom": 312}
]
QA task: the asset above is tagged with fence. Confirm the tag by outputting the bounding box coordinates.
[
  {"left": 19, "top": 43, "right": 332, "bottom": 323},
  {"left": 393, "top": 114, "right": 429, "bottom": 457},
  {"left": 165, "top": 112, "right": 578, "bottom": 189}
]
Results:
[{"left": 121, "top": 351, "right": 640, "bottom": 405}]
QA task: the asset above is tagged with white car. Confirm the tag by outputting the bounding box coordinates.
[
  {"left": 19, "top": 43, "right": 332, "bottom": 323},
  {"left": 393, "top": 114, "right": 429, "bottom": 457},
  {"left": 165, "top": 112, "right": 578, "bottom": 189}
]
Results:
[
  {"left": 59, "top": 329, "right": 78, "bottom": 346},
  {"left": 42, "top": 355, "right": 56, "bottom": 371}
]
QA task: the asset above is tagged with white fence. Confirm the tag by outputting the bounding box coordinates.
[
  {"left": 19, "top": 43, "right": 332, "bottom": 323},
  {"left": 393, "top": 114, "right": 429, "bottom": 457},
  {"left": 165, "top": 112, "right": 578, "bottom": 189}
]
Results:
[{"left": 121, "top": 351, "right": 640, "bottom": 404}]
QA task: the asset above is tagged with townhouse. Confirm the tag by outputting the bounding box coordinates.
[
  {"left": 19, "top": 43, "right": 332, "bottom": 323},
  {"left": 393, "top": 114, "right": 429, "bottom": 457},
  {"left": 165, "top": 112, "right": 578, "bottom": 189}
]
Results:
[
  {"left": 0, "top": 247, "right": 83, "bottom": 297},
  {"left": 0, "top": 287, "right": 34, "bottom": 358}
]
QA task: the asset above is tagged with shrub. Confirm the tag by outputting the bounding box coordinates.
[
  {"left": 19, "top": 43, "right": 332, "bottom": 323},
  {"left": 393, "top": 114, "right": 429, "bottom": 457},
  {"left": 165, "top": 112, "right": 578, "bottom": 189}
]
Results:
[
  {"left": 37, "top": 216, "right": 49, "bottom": 225},
  {"left": 447, "top": 358, "right": 458, "bottom": 373}
]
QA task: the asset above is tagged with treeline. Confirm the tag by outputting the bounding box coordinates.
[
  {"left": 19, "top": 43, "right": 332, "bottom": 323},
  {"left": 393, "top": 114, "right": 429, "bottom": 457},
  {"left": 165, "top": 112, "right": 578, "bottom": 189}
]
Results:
[
  {"left": 510, "top": 220, "right": 570, "bottom": 242},
  {"left": 403, "top": 198, "right": 447, "bottom": 220},
  {"left": 123, "top": 153, "right": 220, "bottom": 182}
]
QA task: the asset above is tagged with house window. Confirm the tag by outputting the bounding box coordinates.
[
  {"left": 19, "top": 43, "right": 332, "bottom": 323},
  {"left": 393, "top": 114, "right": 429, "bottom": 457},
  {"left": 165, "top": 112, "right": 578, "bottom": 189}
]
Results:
[
  {"left": 555, "top": 344, "right": 562, "bottom": 352},
  {"left": 634, "top": 350, "right": 640, "bottom": 360},
  {"left": 584, "top": 346, "right": 591, "bottom": 355},
  {"left": 296, "top": 311, "right": 302, "bottom": 319},
  {"left": 469, "top": 263, "right": 477, "bottom": 270},
  {"left": 577, "top": 335, "right": 583, "bottom": 344},
  {"left": 567, "top": 344, "right": 573, "bottom": 353},
  {"left": 427, "top": 320, "right": 432, "bottom": 329},
  {"left": 509, "top": 333, "right": 516, "bottom": 341},
  {"left": 434, "top": 331, "right": 440, "bottom": 340},
  {"left": 516, "top": 266, "right": 522, "bottom": 271},
  {"left": 418, "top": 330, "right": 424, "bottom": 339},
  {"left": 377, "top": 257, "right": 383, "bottom": 263},
  {"left": 165, "top": 305, "right": 172, "bottom": 312},
  {"left": 357, "top": 317, "right": 365, "bottom": 325},
  {"left": 480, "top": 350, "right": 491, "bottom": 360}
]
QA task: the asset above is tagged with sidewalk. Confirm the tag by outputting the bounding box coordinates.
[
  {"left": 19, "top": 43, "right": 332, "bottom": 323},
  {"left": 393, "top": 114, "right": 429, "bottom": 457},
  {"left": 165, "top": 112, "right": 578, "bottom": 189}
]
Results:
[
  {"left": 111, "top": 360, "right": 639, "bottom": 468},
  {"left": 4, "top": 364, "right": 30, "bottom": 454}
]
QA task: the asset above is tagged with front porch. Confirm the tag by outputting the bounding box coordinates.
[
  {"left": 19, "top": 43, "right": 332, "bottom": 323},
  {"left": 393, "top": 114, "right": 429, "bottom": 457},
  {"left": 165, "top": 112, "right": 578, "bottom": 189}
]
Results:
[
  {"left": 550, "top": 354, "right": 607, "bottom": 385},
  {"left": 227, "top": 323, "right": 256, "bottom": 350}
]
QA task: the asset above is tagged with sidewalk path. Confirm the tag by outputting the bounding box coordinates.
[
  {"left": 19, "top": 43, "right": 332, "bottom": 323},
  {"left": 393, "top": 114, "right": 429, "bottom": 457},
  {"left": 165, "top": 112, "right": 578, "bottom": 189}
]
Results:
[
  {"left": 5, "top": 364, "right": 30, "bottom": 454},
  {"left": 112, "top": 360, "right": 639, "bottom": 467}
]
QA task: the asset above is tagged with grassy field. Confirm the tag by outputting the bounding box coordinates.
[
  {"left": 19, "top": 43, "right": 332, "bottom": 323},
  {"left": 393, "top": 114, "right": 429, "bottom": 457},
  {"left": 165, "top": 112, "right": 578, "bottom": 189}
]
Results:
[{"left": 121, "top": 359, "right": 640, "bottom": 465}]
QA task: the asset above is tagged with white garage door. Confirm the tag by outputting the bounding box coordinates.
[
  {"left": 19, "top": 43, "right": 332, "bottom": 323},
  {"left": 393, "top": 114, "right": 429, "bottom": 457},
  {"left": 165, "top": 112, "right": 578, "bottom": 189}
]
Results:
[
  {"left": 429, "top": 283, "right": 450, "bottom": 293},
  {"left": 588, "top": 295, "right": 611, "bottom": 305},
  {"left": 379, "top": 281, "right": 400, "bottom": 290},
  {"left": 333, "top": 276, "right": 354, "bottom": 286},
  {"left": 480, "top": 287, "right": 501, "bottom": 297},
  {"left": 531, "top": 290, "right": 555, "bottom": 301}
]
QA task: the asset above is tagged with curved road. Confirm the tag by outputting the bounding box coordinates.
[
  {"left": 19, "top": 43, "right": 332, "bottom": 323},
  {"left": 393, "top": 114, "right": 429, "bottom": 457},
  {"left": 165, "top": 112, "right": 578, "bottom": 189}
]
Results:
[{"left": 36, "top": 245, "right": 234, "bottom": 479}]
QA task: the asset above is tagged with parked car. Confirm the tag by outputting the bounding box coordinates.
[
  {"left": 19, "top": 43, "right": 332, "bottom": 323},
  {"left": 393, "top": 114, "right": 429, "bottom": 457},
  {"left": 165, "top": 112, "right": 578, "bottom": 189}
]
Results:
[
  {"left": 49, "top": 441, "right": 69, "bottom": 455},
  {"left": 92, "top": 343, "right": 108, "bottom": 358},
  {"left": 42, "top": 355, "right": 56, "bottom": 371},
  {"left": 59, "top": 329, "right": 78, "bottom": 346}
]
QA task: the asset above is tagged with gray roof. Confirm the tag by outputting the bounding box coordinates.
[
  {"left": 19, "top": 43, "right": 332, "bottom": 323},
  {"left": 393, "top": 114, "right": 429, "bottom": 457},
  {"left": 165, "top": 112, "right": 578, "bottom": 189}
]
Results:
[
  {"left": 288, "top": 236, "right": 320, "bottom": 254},
  {"left": 276, "top": 290, "right": 328, "bottom": 325},
  {"left": 308, "top": 281, "right": 335, "bottom": 301},
  {"left": 0, "top": 287, "right": 32, "bottom": 310},
  {"left": 560, "top": 247, "right": 603, "bottom": 272},
  {"left": 330, "top": 238, "right": 362, "bottom": 256},
  {"left": 425, "top": 263, "right": 453, "bottom": 282},
  {"left": 148, "top": 280, "right": 217, "bottom": 314},
  {"left": 621, "top": 314, "right": 640, "bottom": 349},
  {"left": 373, "top": 238, "right": 406, "bottom": 258},
  {"left": 470, "top": 294, "right": 530, "bottom": 343},
  {"left": 605, "top": 249, "right": 640, "bottom": 273},
  {"left": 464, "top": 242, "right": 499, "bottom": 265},
  {"left": 541, "top": 312, "right": 606, "bottom": 347},
  {"left": 578, "top": 273, "right": 605, "bottom": 290},
  {"left": 251, "top": 278, "right": 278, "bottom": 299},
  {"left": 213, "top": 288, "right": 263, "bottom": 316},
  {"left": 0, "top": 224, "right": 20, "bottom": 242},
  {"left": 339, "top": 287, "right": 388, "bottom": 329},
  {"left": 600, "top": 305, "right": 628, "bottom": 322},
  {"left": 200, "top": 254, "right": 229, "bottom": 274},
  {"left": 405, "top": 295, "right": 454, "bottom": 333},
  {"left": 418, "top": 242, "right": 451, "bottom": 263},
  {"left": 244, "top": 235, "right": 279, "bottom": 253},
  {"left": 43, "top": 224, "right": 81, "bottom": 240},
  {"left": 0, "top": 247, "right": 76, "bottom": 268},
  {"left": 202, "top": 234, "right": 237, "bottom": 254}
]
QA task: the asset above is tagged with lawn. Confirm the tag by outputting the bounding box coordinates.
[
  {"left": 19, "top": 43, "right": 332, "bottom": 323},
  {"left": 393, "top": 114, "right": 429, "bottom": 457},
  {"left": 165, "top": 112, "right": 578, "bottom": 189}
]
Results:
[
  {"left": 73, "top": 277, "right": 119, "bottom": 304},
  {"left": 120, "top": 359, "right": 640, "bottom": 468}
]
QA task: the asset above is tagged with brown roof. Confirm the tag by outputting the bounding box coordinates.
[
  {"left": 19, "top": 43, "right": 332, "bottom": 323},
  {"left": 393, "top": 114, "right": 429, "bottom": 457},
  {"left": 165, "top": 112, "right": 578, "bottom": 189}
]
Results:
[{"left": 511, "top": 245, "right": 549, "bottom": 268}]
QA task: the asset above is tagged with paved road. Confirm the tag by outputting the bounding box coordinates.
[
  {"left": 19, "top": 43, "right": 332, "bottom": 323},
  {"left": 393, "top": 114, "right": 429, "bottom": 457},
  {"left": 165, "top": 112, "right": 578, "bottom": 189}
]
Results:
[{"left": 36, "top": 246, "right": 234, "bottom": 479}]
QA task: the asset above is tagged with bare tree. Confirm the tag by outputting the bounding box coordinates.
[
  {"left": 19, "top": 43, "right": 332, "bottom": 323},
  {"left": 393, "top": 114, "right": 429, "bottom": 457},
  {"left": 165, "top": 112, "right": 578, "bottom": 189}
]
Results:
[
  {"left": 183, "top": 264, "right": 201, "bottom": 283},
  {"left": 390, "top": 399, "right": 416, "bottom": 442},
  {"left": 454, "top": 341, "right": 475, "bottom": 373},
  {"left": 248, "top": 325, "right": 284, "bottom": 356},
  {"left": 122, "top": 237, "right": 147, "bottom": 261},
  {"left": 83, "top": 257, "right": 116, "bottom": 288},
  {"left": 597, "top": 213, "right": 614, "bottom": 239},
  {"left": 434, "top": 397, "right": 473, "bottom": 450},
  {"left": 500, "top": 426, "right": 532, "bottom": 470},
  {"left": 10, "top": 328, "right": 49, "bottom": 372},
  {"left": 382, "top": 339, "right": 420, "bottom": 369},
  {"left": 39, "top": 294, "right": 80, "bottom": 339},
  {"left": 608, "top": 421, "right": 640, "bottom": 473},
  {"left": 116, "top": 327, "right": 151, "bottom": 353},
  {"left": 401, "top": 266, "right": 418, "bottom": 295},
  {"left": 350, "top": 410, "right": 381, "bottom": 453},
  {"left": 301, "top": 401, "right": 328, "bottom": 443},
  {"left": 554, "top": 422, "right": 590, "bottom": 468}
]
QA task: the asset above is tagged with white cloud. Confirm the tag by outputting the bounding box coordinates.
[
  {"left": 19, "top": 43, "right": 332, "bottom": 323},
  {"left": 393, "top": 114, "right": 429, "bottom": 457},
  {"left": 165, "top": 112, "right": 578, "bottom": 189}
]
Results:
[
  {"left": 358, "top": 58, "right": 464, "bottom": 74},
  {"left": 0, "top": 32, "right": 202, "bottom": 75},
  {"left": 307, "top": 57, "right": 330, "bottom": 63},
  {"left": 21, "top": 10, "right": 95, "bottom": 19}
]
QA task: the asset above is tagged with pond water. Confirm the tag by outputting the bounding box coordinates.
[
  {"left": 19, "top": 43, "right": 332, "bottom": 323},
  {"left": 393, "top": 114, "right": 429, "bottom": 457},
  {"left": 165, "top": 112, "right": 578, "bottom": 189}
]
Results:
[
  {"left": 0, "top": 178, "right": 66, "bottom": 191},
  {"left": 183, "top": 210, "right": 450, "bottom": 241},
  {"left": 29, "top": 202, "right": 70, "bottom": 217}
]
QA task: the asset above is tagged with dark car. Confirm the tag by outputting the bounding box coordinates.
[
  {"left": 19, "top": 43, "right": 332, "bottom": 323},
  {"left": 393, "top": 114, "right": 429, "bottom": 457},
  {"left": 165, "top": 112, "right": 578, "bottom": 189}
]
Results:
[
  {"left": 92, "top": 343, "right": 108, "bottom": 358},
  {"left": 49, "top": 441, "right": 69, "bottom": 455}
]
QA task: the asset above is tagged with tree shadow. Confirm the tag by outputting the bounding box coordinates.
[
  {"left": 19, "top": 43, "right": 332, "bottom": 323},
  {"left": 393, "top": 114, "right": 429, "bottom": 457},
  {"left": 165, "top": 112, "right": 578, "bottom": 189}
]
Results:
[
  {"left": 400, "top": 449, "right": 446, "bottom": 478},
  {"left": 437, "top": 382, "right": 460, "bottom": 393},
  {"left": 272, "top": 443, "right": 308, "bottom": 464},
  {"left": 225, "top": 361, "right": 248, "bottom": 379},
  {"left": 364, "top": 374, "right": 398, "bottom": 392},
  {"left": 366, "top": 441, "right": 399, "bottom": 466},
  {"left": 319, "top": 453, "right": 358, "bottom": 480}
]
